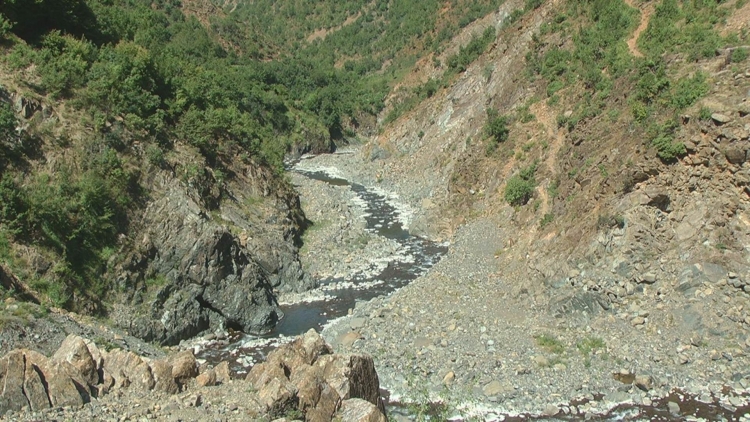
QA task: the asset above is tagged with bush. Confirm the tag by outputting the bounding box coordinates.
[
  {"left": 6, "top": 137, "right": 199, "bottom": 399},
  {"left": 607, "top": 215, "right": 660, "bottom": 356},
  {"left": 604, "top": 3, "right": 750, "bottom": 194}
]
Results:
[
  {"left": 669, "top": 72, "right": 708, "bottom": 110},
  {"left": 651, "top": 135, "right": 686, "bottom": 161},
  {"left": 505, "top": 161, "right": 537, "bottom": 206},
  {"left": 731, "top": 48, "right": 748, "bottom": 63},
  {"left": 505, "top": 176, "right": 534, "bottom": 206},
  {"left": 485, "top": 108, "right": 509, "bottom": 153},
  {"left": 0, "top": 102, "right": 17, "bottom": 140}
]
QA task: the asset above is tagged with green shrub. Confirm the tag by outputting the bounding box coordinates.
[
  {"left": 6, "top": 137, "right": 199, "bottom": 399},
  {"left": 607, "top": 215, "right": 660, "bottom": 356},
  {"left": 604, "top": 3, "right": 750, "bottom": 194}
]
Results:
[
  {"left": 731, "top": 48, "right": 748, "bottom": 63},
  {"left": 0, "top": 14, "right": 12, "bottom": 39},
  {"left": 485, "top": 108, "right": 509, "bottom": 153},
  {"left": 145, "top": 144, "right": 165, "bottom": 167},
  {"left": 0, "top": 102, "right": 16, "bottom": 140},
  {"left": 651, "top": 135, "right": 686, "bottom": 161},
  {"left": 669, "top": 72, "right": 708, "bottom": 110},
  {"left": 505, "top": 176, "right": 534, "bottom": 206},
  {"left": 698, "top": 106, "right": 712, "bottom": 120}
]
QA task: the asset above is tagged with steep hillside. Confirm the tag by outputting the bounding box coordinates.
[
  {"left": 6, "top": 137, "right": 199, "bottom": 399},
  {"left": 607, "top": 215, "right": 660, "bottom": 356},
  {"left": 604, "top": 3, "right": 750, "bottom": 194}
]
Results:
[
  {"left": 305, "top": 0, "right": 750, "bottom": 416},
  {"left": 0, "top": 0, "right": 520, "bottom": 346}
]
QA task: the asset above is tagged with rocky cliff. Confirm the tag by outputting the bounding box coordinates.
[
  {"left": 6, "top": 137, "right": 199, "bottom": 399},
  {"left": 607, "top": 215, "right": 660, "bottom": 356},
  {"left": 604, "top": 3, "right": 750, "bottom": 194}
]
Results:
[
  {"left": 108, "top": 149, "right": 317, "bottom": 345},
  {"left": 0, "top": 84, "right": 316, "bottom": 345}
]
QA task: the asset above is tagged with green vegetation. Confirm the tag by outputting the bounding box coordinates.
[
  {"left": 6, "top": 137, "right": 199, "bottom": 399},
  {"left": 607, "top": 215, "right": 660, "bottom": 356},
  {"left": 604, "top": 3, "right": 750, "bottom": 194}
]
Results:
[
  {"left": 484, "top": 108, "right": 510, "bottom": 154},
  {"left": 731, "top": 47, "right": 749, "bottom": 63},
  {"left": 0, "top": 0, "right": 509, "bottom": 311},
  {"left": 576, "top": 336, "right": 605, "bottom": 356},
  {"left": 539, "top": 213, "right": 554, "bottom": 228},
  {"left": 505, "top": 161, "right": 537, "bottom": 206},
  {"left": 534, "top": 333, "right": 565, "bottom": 354},
  {"left": 638, "top": 0, "right": 732, "bottom": 61},
  {"left": 446, "top": 26, "right": 496, "bottom": 73},
  {"left": 525, "top": 0, "right": 734, "bottom": 162}
]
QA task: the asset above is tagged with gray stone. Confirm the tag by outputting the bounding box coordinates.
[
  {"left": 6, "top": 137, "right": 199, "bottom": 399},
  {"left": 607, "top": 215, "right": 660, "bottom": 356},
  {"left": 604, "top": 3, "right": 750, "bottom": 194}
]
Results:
[
  {"left": 634, "top": 374, "right": 653, "bottom": 391},
  {"left": 53, "top": 334, "right": 99, "bottom": 387},
  {"left": 542, "top": 404, "right": 559, "bottom": 417},
  {"left": 482, "top": 380, "right": 511, "bottom": 396},
  {"left": 350, "top": 318, "right": 366, "bottom": 329},
  {"left": 641, "top": 273, "right": 657, "bottom": 284},
  {"left": 631, "top": 316, "right": 646, "bottom": 326},
  {"left": 712, "top": 113, "right": 732, "bottom": 124},
  {"left": 726, "top": 147, "right": 747, "bottom": 164},
  {"left": 336, "top": 398, "right": 387, "bottom": 422},
  {"left": 667, "top": 401, "right": 680, "bottom": 415}
]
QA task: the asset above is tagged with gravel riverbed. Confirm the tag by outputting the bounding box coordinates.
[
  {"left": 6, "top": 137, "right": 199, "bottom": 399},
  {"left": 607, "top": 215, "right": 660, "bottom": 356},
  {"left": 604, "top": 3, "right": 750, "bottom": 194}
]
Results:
[{"left": 295, "top": 149, "right": 750, "bottom": 420}]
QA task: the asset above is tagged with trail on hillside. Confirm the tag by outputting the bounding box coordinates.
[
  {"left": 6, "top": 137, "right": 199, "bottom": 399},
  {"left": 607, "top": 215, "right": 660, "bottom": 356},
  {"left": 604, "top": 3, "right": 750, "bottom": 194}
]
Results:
[
  {"left": 529, "top": 101, "right": 564, "bottom": 218},
  {"left": 625, "top": 0, "right": 653, "bottom": 58}
]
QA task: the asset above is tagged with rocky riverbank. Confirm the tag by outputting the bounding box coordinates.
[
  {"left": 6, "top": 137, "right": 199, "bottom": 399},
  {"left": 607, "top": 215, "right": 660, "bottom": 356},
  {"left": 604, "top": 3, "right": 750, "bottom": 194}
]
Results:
[
  {"left": 288, "top": 150, "right": 750, "bottom": 420},
  {"left": 0, "top": 330, "right": 387, "bottom": 422}
]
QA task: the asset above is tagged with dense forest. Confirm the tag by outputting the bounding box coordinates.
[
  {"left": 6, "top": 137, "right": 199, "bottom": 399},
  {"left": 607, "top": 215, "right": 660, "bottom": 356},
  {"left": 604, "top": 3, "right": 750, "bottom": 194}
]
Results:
[{"left": 0, "top": 0, "right": 503, "bottom": 311}]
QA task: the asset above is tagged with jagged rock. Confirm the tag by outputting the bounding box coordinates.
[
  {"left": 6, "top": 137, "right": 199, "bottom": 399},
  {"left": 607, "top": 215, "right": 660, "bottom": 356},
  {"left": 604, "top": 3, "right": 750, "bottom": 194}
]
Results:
[
  {"left": 13, "top": 95, "right": 41, "bottom": 119},
  {"left": 149, "top": 359, "right": 179, "bottom": 394},
  {"left": 247, "top": 330, "right": 385, "bottom": 420},
  {"left": 103, "top": 350, "right": 155, "bottom": 391},
  {"left": 29, "top": 351, "right": 88, "bottom": 408},
  {"left": 0, "top": 351, "right": 29, "bottom": 414},
  {"left": 169, "top": 350, "right": 199, "bottom": 388},
  {"left": 83, "top": 338, "right": 104, "bottom": 373},
  {"left": 196, "top": 368, "right": 216, "bottom": 387},
  {"left": 711, "top": 113, "right": 732, "bottom": 124},
  {"left": 214, "top": 361, "right": 231, "bottom": 385},
  {"left": 113, "top": 184, "right": 286, "bottom": 345},
  {"left": 53, "top": 334, "right": 99, "bottom": 387},
  {"left": 335, "top": 399, "right": 387, "bottom": 422},
  {"left": 258, "top": 378, "right": 299, "bottom": 418},
  {"left": 22, "top": 356, "right": 50, "bottom": 411}
]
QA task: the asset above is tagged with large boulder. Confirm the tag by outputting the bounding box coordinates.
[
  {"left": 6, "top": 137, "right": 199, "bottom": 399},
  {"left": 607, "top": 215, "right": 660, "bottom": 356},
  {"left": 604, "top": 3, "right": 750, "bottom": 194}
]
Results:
[
  {"left": 148, "top": 359, "right": 179, "bottom": 394},
  {"left": 246, "top": 330, "right": 386, "bottom": 421},
  {"left": 168, "top": 350, "right": 199, "bottom": 388},
  {"left": 335, "top": 399, "right": 388, "bottom": 422},
  {"left": 102, "top": 350, "right": 155, "bottom": 391},
  {"left": 53, "top": 334, "right": 99, "bottom": 386},
  {"left": 0, "top": 351, "right": 29, "bottom": 414}
]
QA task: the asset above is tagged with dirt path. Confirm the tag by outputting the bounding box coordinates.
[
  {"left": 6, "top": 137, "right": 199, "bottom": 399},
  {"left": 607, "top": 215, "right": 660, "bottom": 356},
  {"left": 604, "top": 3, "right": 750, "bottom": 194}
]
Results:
[
  {"left": 625, "top": 0, "right": 653, "bottom": 58},
  {"left": 529, "top": 102, "right": 564, "bottom": 219}
]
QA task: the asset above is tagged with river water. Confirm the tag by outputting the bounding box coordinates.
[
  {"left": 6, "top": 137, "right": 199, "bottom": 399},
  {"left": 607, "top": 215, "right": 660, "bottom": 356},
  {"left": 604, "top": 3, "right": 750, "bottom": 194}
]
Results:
[
  {"left": 196, "top": 165, "right": 749, "bottom": 421},
  {"left": 196, "top": 166, "right": 448, "bottom": 374}
]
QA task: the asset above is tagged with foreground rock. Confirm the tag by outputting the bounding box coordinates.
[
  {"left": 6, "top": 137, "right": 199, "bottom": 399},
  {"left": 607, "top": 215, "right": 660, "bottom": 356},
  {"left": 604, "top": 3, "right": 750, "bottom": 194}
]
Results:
[
  {"left": 3, "top": 331, "right": 387, "bottom": 422},
  {"left": 0, "top": 333, "right": 201, "bottom": 416},
  {"left": 246, "top": 329, "right": 386, "bottom": 421}
]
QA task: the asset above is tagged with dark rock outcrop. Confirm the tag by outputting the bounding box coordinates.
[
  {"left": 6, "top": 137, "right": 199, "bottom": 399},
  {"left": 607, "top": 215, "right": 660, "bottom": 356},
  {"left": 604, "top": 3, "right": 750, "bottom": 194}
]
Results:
[{"left": 112, "top": 163, "right": 315, "bottom": 345}]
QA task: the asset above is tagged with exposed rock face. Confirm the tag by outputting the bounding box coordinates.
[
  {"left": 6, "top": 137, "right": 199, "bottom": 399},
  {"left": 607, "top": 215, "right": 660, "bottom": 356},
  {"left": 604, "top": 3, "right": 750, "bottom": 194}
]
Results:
[
  {"left": 0, "top": 334, "right": 207, "bottom": 415},
  {"left": 1, "top": 332, "right": 388, "bottom": 422},
  {"left": 246, "top": 329, "right": 387, "bottom": 421},
  {"left": 111, "top": 164, "right": 316, "bottom": 345}
]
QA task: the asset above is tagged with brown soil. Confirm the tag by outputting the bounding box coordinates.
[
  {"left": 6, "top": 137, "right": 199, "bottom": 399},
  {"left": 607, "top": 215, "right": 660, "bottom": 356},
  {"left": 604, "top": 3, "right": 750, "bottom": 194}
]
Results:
[
  {"left": 722, "top": 0, "right": 750, "bottom": 36},
  {"left": 625, "top": 0, "right": 654, "bottom": 58}
]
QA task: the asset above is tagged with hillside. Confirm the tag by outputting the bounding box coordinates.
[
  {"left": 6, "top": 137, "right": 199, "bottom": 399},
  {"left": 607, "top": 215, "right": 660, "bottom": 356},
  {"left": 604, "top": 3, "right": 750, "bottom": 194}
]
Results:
[
  {"left": 0, "top": 1, "right": 512, "bottom": 345},
  {"left": 1, "top": 0, "right": 750, "bottom": 420}
]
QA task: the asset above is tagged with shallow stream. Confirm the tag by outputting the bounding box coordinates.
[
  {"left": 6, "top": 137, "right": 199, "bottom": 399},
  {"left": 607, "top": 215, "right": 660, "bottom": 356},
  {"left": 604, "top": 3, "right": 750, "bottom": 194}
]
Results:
[
  {"left": 196, "top": 163, "right": 749, "bottom": 421},
  {"left": 196, "top": 166, "right": 447, "bottom": 374}
]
